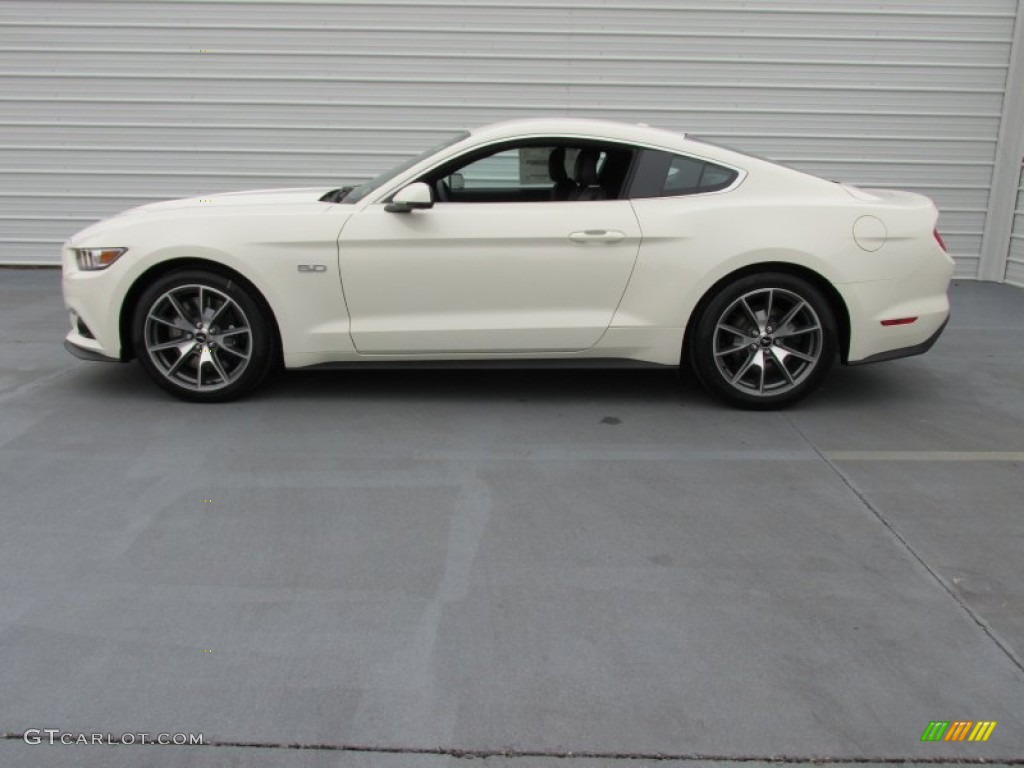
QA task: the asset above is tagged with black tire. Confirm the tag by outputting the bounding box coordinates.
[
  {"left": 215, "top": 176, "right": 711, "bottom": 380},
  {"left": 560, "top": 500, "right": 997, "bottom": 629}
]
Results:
[
  {"left": 131, "top": 269, "right": 277, "bottom": 402},
  {"left": 689, "top": 272, "right": 837, "bottom": 409}
]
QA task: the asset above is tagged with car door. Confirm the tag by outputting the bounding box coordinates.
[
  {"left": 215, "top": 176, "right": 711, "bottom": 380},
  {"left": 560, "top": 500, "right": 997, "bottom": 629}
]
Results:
[{"left": 337, "top": 144, "right": 642, "bottom": 354}]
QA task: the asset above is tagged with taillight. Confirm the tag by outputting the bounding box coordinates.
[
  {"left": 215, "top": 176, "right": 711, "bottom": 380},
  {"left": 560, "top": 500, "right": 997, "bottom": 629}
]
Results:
[{"left": 933, "top": 228, "right": 948, "bottom": 252}]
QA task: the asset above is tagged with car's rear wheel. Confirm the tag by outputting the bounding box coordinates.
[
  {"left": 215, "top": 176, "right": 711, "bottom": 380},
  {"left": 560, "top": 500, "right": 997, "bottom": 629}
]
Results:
[
  {"left": 690, "top": 273, "right": 837, "bottom": 409},
  {"left": 132, "top": 270, "right": 276, "bottom": 402}
]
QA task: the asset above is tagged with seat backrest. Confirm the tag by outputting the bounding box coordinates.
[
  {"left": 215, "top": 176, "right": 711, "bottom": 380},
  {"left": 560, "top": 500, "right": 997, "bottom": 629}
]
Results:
[
  {"left": 569, "top": 149, "right": 607, "bottom": 201},
  {"left": 548, "top": 147, "right": 576, "bottom": 201}
]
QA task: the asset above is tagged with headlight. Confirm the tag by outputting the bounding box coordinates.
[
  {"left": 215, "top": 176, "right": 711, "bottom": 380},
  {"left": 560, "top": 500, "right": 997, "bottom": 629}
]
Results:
[{"left": 74, "top": 247, "right": 127, "bottom": 271}]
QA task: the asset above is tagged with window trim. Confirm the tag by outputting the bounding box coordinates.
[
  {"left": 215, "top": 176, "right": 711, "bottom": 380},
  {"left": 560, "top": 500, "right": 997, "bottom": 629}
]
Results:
[{"left": 368, "top": 133, "right": 747, "bottom": 205}]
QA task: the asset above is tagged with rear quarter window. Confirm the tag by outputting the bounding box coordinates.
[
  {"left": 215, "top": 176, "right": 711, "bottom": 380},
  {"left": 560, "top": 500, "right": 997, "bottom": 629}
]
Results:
[{"left": 629, "top": 149, "right": 739, "bottom": 199}]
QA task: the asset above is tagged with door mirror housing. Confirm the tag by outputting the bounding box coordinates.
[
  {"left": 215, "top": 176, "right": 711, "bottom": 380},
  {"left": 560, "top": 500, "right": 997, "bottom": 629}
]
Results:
[{"left": 386, "top": 182, "right": 434, "bottom": 213}]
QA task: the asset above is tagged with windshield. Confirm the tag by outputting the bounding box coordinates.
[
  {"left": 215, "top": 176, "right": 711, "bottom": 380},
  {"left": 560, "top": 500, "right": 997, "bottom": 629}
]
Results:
[{"left": 341, "top": 131, "right": 471, "bottom": 203}]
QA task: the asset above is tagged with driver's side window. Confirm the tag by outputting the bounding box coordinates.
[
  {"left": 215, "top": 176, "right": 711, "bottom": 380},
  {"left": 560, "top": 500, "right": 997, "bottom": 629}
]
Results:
[
  {"left": 450, "top": 149, "right": 546, "bottom": 191},
  {"left": 430, "top": 143, "right": 631, "bottom": 204}
]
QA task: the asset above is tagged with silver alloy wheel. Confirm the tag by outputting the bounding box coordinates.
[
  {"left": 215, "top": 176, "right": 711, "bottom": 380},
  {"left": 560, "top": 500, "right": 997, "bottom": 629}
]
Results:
[
  {"left": 143, "top": 283, "right": 253, "bottom": 392},
  {"left": 712, "top": 287, "right": 823, "bottom": 397}
]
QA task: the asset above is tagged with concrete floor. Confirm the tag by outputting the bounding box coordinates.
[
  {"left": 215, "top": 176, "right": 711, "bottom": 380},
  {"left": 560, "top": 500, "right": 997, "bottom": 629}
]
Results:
[{"left": 0, "top": 269, "right": 1022, "bottom": 767}]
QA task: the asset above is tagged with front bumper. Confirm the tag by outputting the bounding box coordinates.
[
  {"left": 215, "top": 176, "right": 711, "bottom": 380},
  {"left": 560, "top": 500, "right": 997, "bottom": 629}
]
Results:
[
  {"left": 62, "top": 241, "right": 129, "bottom": 361},
  {"left": 64, "top": 338, "right": 122, "bottom": 363}
]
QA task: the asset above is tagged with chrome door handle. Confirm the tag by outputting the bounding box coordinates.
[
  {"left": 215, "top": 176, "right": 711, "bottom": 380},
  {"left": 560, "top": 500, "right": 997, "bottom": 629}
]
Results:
[{"left": 568, "top": 229, "right": 626, "bottom": 244}]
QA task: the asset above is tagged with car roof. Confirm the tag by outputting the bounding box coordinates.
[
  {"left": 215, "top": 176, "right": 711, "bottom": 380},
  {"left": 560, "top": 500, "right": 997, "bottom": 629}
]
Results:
[{"left": 468, "top": 117, "right": 693, "bottom": 152}]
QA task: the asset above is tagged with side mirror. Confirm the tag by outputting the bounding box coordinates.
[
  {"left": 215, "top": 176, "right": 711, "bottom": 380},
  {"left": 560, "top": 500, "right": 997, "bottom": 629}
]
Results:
[{"left": 385, "top": 182, "right": 434, "bottom": 213}]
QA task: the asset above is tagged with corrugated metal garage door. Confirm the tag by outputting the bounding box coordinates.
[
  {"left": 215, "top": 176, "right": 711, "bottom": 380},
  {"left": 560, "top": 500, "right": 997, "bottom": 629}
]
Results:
[
  {"left": 0, "top": 0, "right": 1019, "bottom": 277},
  {"left": 1009, "top": 168, "right": 1024, "bottom": 286}
]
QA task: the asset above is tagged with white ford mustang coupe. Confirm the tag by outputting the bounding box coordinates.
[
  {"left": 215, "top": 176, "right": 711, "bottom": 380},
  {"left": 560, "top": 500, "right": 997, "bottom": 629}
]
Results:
[{"left": 62, "top": 118, "right": 954, "bottom": 408}]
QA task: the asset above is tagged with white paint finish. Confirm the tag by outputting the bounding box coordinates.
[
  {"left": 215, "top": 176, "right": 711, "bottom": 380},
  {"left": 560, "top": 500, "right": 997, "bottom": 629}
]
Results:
[
  {"left": 62, "top": 188, "right": 356, "bottom": 362},
  {"left": 61, "top": 118, "right": 956, "bottom": 378},
  {"left": 0, "top": 0, "right": 1018, "bottom": 276},
  {"left": 853, "top": 216, "right": 888, "bottom": 253},
  {"left": 619, "top": 174, "right": 952, "bottom": 364},
  {"left": 337, "top": 200, "right": 642, "bottom": 353}
]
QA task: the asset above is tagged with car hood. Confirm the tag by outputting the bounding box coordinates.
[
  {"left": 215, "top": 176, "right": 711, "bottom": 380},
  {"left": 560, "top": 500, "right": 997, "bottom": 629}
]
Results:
[
  {"left": 68, "top": 186, "right": 344, "bottom": 247},
  {"left": 118, "top": 187, "right": 337, "bottom": 216}
]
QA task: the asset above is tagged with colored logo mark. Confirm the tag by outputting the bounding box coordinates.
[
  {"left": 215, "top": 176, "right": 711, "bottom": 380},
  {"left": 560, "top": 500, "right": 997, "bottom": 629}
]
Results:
[{"left": 921, "top": 721, "right": 997, "bottom": 742}]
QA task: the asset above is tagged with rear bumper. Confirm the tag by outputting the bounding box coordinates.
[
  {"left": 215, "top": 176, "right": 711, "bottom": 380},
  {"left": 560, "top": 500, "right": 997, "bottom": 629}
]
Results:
[
  {"left": 840, "top": 243, "right": 953, "bottom": 363},
  {"left": 847, "top": 316, "right": 948, "bottom": 365}
]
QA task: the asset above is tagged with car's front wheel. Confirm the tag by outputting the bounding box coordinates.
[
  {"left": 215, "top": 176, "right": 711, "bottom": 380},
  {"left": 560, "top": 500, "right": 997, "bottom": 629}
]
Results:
[
  {"left": 132, "top": 270, "right": 276, "bottom": 402},
  {"left": 690, "top": 273, "right": 837, "bottom": 409}
]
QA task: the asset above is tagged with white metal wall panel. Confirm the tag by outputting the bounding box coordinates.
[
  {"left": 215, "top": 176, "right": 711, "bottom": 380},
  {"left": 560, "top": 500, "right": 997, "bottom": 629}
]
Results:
[
  {"left": 0, "top": 0, "right": 1019, "bottom": 274},
  {"left": 1007, "top": 167, "right": 1024, "bottom": 286}
]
